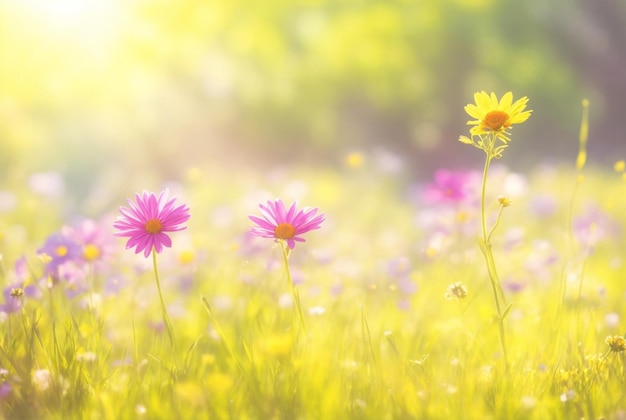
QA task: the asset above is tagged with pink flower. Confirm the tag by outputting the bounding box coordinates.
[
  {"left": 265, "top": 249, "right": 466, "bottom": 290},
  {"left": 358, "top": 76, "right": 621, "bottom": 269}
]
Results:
[
  {"left": 249, "top": 199, "right": 325, "bottom": 249},
  {"left": 113, "top": 190, "right": 191, "bottom": 258},
  {"left": 64, "top": 219, "right": 116, "bottom": 272},
  {"left": 422, "top": 169, "right": 480, "bottom": 205}
]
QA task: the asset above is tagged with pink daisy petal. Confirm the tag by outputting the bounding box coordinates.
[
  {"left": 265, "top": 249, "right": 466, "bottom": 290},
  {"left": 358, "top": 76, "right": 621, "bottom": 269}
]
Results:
[
  {"left": 248, "top": 199, "right": 325, "bottom": 250},
  {"left": 113, "top": 189, "right": 190, "bottom": 258}
]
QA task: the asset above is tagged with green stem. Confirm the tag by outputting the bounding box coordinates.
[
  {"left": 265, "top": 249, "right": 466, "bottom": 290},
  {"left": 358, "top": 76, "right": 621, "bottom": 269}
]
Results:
[
  {"left": 279, "top": 241, "right": 306, "bottom": 330},
  {"left": 152, "top": 249, "right": 175, "bottom": 347},
  {"left": 480, "top": 153, "right": 491, "bottom": 243},
  {"left": 479, "top": 136, "right": 509, "bottom": 368},
  {"left": 574, "top": 236, "right": 591, "bottom": 357},
  {"left": 487, "top": 206, "right": 505, "bottom": 245},
  {"left": 201, "top": 297, "right": 246, "bottom": 375}
]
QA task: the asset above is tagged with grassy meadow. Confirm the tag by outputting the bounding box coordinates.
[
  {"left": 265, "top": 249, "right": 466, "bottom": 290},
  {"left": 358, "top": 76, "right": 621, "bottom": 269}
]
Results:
[
  {"left": 1, "top": 152, "right": 626, "bottom": 419},
  {"left": 2, "top": 1, "right": 625, "bottom": 418}
]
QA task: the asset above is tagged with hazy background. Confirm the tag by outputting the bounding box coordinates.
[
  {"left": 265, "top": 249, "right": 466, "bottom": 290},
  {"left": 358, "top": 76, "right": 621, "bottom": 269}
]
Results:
[{"left": 1, "top": 0, "right": 625, "bottom": 203}]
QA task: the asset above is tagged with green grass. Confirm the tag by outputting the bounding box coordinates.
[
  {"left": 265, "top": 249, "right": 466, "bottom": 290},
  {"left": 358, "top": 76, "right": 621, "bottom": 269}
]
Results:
[{"left": 1, "top": 163, "right": 626, "bottom": 419}]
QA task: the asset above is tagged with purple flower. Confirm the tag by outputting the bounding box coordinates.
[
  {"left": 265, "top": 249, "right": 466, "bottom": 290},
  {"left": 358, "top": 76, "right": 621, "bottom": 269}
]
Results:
[
  {"left": 504, "top": 279, "right": 526, "bottom": 294},
  {"left": 573, "top": 205, "right": 620, "bottom": 247},
  {"left": 57, "top": 262, "right": 89, "bottom": 298},
  {"left": 103, "top": 275, "right": 128, "bottom": 297},
  {"left": 422, "top": 169, "right": 480, "bottom": 205},
  {"left": 528, "top": 194, "right": 558, "bottom": 218},
  {"left": 14, "top": 256, "right": 30, "bottom": 283},
  {"left": 38, "top": 233, "right": 82, "bottom": 266},
  {"left": 0, "top": 257, "right": 41, "bottom": 314},
  {"left": 1, "top": 286, "right": 23, "bottom": 314},
  {"left": 113, "top": 190, "right": 191, "bottom": 258},
  {"left": 249, "top": 199, "right": 325, "bottom": 250},
  {"left": 0, "top": 381, "right": 10, "bottom": 399},
  {"left": 0, "top": 368, "right": 10, "bottom": 400},
  {"left": 384, "top": 257, "right": 418, "bottom": 294},
  {"left": 37, "top": 233, "right": 82, "bottom": 280},
  {"left": 384, "top": 257, "right": 411, "bottom": 278}
]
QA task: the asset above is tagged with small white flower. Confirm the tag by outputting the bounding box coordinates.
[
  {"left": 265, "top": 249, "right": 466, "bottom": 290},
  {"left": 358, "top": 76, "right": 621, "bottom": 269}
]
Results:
[{"left": 32, "top": 369, "right": 51, "bottom": 392}]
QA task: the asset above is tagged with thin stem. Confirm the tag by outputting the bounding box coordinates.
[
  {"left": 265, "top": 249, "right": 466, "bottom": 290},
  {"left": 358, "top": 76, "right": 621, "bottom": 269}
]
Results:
[
  {"left": 575, "top": 255, "right": 588, "bottom": 335},
  {"left": 480, "top": 153, "right": 504, "bottom": 303},
  {"left": 152, "top": 249, "right": 175, "bottom": 347},
  {"left": 279, "top": 241, "right": 306, "bottom": 330},
  {"left": 561, "top": 179, "right": 582, "bottom": 306},
  {"left": 574, "top": 232, "right": 592, "bottom": 356},
  {"left": 201, "top": 297, "right": 246, "bottom": 375},
  {"left": 479, "top": 134, "right": 509, "bottom": 368},
  {"left": 480, "top": 152, "right": 491, "bottom": 243},
  {"left": 486, "top": 205, "right": 505, "bottom": 245}
]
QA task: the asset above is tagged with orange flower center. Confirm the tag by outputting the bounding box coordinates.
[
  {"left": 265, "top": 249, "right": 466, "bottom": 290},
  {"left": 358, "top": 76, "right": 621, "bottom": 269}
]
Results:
[
  {"left": 483, "top": 110, "right": 510, "bottom": 131},
  {"left": 274, "top": 223, "right": 296, "bottom": 240},
  {"left": 145, "top": 219, "right": 163, "bottom": 234}
]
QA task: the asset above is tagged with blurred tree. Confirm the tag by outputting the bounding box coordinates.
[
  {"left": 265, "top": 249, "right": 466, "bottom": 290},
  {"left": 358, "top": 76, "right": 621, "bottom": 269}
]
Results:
[
  {"left": 0, "top": 0, "right": 624, "bottom": 187},
  {"left": 540, "top": 0, "right": 626, "bottom": 158}
]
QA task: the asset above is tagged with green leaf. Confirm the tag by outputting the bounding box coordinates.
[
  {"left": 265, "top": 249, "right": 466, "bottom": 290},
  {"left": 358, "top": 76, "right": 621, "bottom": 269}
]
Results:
[{"left": 502, "top": 302, "right": 514, "bottom": 320}]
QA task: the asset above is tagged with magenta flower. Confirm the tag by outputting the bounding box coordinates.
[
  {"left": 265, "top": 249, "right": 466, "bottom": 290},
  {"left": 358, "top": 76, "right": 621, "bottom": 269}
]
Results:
[
  {"left": 113, "top": 190, "right": 191, "bottom": 258},
  {"left": 422, "top": 169, "right": 480, "bottom": 205},
  {"left": 249, "top": 199, "right": 325, "bottom": 249}
]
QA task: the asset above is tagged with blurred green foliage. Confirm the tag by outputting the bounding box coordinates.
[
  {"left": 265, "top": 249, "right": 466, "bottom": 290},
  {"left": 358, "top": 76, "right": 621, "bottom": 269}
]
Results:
[{"left": 0, "top": 0, "right": 623, "bottom": 188}]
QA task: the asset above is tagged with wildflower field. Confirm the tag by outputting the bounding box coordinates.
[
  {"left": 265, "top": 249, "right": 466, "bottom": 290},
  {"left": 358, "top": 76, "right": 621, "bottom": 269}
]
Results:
[{"left": 1, "top": 91, "right": 626, "bottom": 420}]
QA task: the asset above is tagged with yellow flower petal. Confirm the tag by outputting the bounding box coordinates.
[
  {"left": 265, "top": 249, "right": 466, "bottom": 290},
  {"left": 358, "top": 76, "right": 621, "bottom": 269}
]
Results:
[
  {"left": 510, "top": 97, "right": 529, "bottom": 115},
  {"left": 499, "top": 92, "right": 513, "bottom": 110},
  {"left": 489, "top": 92, "right": 499, "bottom": 108},
  {"left": 463, "top": 91, "right": 532, "bottom": 139},
  {"left": 464, "top": 104, "right": 483, "bottom": 120},
  {"left": 475, "top": 91, "right": 491, "bottom": 111}
]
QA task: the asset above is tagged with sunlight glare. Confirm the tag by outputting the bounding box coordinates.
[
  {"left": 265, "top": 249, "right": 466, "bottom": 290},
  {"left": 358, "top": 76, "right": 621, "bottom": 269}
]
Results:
[{"left": 17, "top": 0, "right": 122, "bottom": 38}]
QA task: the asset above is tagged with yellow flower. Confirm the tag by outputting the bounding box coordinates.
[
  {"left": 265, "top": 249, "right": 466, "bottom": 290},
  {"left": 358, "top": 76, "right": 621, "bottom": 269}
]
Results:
[
  {"left": 497, "top": 195, "right": 512, "bottom": 207},
  {"left": 606, "top": 335, "right": 626, "bottom": 353},
  {"left": 444, "top": 281, "right": 468, "bottom": 300},
  {"left": 464, "top": 91, "right": 532, "bottom": 141},
  {"left": 345, "top": 151, "right": 365, "bottom": 168}
]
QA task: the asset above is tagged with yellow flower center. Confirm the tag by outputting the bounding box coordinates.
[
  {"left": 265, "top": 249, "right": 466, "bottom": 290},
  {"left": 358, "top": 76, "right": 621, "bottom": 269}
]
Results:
[
  {"left": 145, "top": 219, "right": 163, "bottom": 234},
  {"left": 56, "top": 245, "right": 68, "bottom": 257},
  {"left": 483, "top": 110, "right": 510, "bottom": 131},
  {"left": 83, "top": 244, "right": 101, "bottom": 261},
  {"left": 455, "top": 211, "right": 469, "bottom": 223},
  {"left": 178, "top": 249, "right": 196, "bottom": 265},
  {"left": 345, "top": 152, "right": 364, "bottom": 168},
  {"left": 274, "top": 223, "right": 296, "bottom": 240}
]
